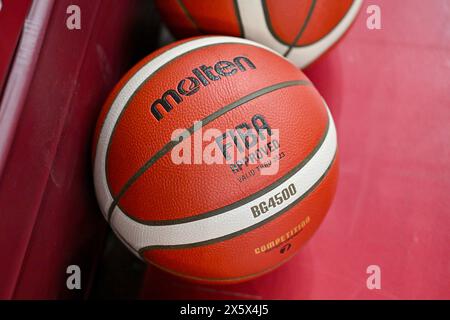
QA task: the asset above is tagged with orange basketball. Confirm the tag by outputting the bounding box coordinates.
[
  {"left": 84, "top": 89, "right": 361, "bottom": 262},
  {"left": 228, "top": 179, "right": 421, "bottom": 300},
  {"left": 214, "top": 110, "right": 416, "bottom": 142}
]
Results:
[
  {"left": 93, "top": 36, "right": 339, "bottom": 283},
  {"left": 155, "top": 0, "right": 362, "bottom": 67}
]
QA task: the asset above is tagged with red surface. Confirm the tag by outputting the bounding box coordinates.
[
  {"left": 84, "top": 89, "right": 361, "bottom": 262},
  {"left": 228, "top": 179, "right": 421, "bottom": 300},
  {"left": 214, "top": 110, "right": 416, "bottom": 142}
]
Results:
[
  {"left": 0, "top": 0, "right": 32, "bottom": 96},
  {"left": 141, "top": 0, "right": 450, "bottom": 299},
  {"left": 0, "top": 0, "right": 149, "bottom": 299}
]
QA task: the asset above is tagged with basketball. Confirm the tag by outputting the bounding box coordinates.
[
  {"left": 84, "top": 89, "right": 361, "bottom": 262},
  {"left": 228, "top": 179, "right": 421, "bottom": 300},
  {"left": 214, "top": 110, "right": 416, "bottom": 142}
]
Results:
[
  {"left": 155, "top": 0, "right": 363, "bottom": 68},
  {"left": 93, "top": 36, "right": 339, "bottom": 283}
]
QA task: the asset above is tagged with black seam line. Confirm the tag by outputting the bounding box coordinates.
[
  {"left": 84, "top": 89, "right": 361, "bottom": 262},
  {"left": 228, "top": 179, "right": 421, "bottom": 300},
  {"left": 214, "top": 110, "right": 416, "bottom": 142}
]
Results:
[
  {"left": 106, "top": 80, "right": 311, "bottom": 222},
  {"left": 176, "top": 0, "right": 200, "bottom": 32},
  {"left": 103, "top": 43, "right": 270, "bottom": 205},
  {"left": 121, "top": 106, "right": 329, "bottom": 226},
  {"left": 138, "top": 152, "right": 337, "bottom": 253},
  {"left": 261, "top": 0, "right": 358, "bottom": 51},
  {"left": 283, "top": 0, "right": 317, "bottom": 57}
]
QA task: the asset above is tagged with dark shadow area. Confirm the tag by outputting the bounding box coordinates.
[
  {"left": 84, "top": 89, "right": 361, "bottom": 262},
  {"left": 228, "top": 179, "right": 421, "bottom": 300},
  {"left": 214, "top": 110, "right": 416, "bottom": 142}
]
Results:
[{"left": 88, "top": 0, "right": 161, "bottom": 299}]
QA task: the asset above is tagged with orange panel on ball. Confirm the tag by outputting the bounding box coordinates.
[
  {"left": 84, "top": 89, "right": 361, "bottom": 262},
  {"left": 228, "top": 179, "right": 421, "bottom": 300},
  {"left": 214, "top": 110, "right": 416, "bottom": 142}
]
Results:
[
  {"left": 264, "top": 0, "right": 355, "bottom": 46},
  {"left": 104, "top": 43, "right": 308, "bottom": 200},
  {"left": 93, "top": 37, "right": 339, "bottom": 283},
  {"left": 142, "top": 156, "right": 339, "bottom": 283},
  {"left": 117, "top": 86, "right": 328, "bottom": 222}
]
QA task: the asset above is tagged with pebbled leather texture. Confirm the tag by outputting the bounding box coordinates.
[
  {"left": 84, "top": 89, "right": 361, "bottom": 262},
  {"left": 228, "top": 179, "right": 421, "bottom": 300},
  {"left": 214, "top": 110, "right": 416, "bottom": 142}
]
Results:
[{"left": 94, "top": 38, "right": 338, "bottom": 282}]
